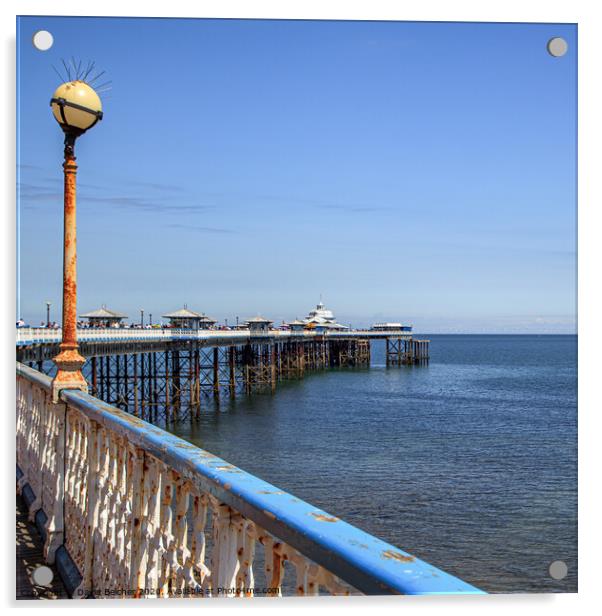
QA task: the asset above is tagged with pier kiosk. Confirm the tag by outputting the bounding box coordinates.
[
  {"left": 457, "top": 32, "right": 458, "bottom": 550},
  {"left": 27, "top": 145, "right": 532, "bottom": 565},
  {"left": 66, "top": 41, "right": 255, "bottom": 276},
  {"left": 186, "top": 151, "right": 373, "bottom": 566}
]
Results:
[
  {"left": 162, "top": 306, "right": 216, "bottom": 330},
  {"left": 80, "top": 305, "right": 127, "bottom": 328},
  {"left": 287, "top": 319, "right": 307, "bottom": 332},
  {"left": 245, "top": 316, "right": 273, "bottom": 333}
]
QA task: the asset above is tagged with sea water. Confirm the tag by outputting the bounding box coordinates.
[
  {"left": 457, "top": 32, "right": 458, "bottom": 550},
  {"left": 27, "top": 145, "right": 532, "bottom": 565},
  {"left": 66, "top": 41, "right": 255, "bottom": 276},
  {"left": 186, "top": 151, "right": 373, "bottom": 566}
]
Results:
[{"left": 170, "top": 335, "right": 577, "bottom": 593}]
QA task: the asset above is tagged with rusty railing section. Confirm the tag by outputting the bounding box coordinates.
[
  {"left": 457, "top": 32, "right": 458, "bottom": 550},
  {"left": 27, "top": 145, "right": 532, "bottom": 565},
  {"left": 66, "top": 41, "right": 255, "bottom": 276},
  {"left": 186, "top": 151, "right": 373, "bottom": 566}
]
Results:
[{"left": 16, "top": 362, "right": 483, "bottom": 598}]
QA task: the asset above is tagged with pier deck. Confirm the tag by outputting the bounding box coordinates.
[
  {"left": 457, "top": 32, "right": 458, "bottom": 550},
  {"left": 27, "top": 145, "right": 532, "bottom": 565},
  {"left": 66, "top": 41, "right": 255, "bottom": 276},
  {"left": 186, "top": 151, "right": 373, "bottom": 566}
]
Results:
[{"left": 16, "top": 496, "right": 67, "bottom": 600}]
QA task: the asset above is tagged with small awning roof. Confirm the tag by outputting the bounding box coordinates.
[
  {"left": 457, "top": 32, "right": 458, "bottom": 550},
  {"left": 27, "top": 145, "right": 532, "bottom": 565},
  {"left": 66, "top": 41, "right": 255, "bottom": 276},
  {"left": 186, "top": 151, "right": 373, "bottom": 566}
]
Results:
[
  {"left": 80, "top": 307, "right": 127, "bottom": 319},
  {"left": 315, "top": 322, "right": 348, "bottom": 329},
  {"left": 245, "top": 315, "right": 273, "bottom": 324},
  {"left": 162, "top": 308, "right": 216, "bottom": 322}
]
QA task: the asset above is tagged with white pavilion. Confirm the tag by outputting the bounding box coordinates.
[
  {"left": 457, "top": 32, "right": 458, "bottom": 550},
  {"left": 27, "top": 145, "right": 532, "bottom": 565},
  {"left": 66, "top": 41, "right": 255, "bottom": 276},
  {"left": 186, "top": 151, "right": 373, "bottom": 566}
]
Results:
[{"left": 289, "top": 301, "right": 348, "bottom": 331}]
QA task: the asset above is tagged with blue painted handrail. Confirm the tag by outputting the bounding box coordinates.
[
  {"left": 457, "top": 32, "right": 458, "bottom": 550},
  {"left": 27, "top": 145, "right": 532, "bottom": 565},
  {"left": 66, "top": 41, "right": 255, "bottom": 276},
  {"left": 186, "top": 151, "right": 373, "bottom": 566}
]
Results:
[{"left": 16, "top": 362, "right": 484, "bottom": 596}]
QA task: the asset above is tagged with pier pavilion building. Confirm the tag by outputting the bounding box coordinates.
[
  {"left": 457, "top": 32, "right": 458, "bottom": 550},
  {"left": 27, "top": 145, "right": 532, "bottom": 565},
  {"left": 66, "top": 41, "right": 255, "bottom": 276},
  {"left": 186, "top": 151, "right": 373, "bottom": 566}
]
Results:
[
  {"left": 79, "top": 305, "right": 127, "bottom": 328},
  {"left": 300, "top": 301, "right": 348, "bottom": 331},
  {"left": 162, "top": 306, "right": 217, "bottom": 330},
  {"left": 287, "top": 319, "right": 307, "bottom": 332},
  {"left": 372, "top": 322, "right": 413, "bottom": 333},
  {"left": 245, "top": 315, "right": 273, "bottom": 333}
]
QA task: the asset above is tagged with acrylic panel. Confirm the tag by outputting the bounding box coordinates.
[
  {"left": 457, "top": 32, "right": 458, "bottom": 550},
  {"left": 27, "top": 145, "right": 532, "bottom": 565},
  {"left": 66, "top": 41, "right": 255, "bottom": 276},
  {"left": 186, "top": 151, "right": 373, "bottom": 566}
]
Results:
[{"left": 16, "top": 16, "right": 577, "bottom": 599}]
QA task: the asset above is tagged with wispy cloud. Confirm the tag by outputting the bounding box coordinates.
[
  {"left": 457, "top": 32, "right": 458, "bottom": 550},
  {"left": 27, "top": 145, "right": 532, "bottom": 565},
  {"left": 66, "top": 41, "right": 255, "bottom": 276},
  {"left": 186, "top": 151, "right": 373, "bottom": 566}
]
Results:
[
  {"left": 42, "top": 176, "right": 107, "bottom": 191},
  {"left": 127, "top": 180, "right": 187, "bottom": 193},
  {"left": 185, "top": 189, "right": 392, "bottom": 214},
  {"left": 17, "top": 181, "right": 61, "bottom": 195},
  {"left": 258, "top": 193, "right": 391, "bottom": 213},
  {"left": 17, "top": 163, "right": 43, "bottom": 171},
  {"left": 19, "top": 190, "right": 62, "bottom": 202},
  {"left": 426, "top": 239, "right": 576, "bottom": 259},
  {"left": 311, "top": 203, "right": 390, "bottom": 213},
  {"left": 79, "top": 195, "right": 214, "bottom": 214},
  {"left": 18, "top": 182, "right": 214, "bottom": 214},
  {"left": 167, "top": 223, "right": 235, "bottom": 234},
  {"left": 20, "top": 174, "right": 189, "bottom": 195},
  {"left": 19, "top": 176, "right": 391, "bottom": 215}
]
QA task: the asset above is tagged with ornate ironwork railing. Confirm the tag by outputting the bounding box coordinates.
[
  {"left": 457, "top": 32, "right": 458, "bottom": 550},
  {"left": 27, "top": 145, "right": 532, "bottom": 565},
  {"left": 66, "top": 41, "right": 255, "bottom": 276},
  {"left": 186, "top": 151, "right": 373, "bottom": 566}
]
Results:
[{"left": 16, "top": 362, "right": 483, "bottom": 598}]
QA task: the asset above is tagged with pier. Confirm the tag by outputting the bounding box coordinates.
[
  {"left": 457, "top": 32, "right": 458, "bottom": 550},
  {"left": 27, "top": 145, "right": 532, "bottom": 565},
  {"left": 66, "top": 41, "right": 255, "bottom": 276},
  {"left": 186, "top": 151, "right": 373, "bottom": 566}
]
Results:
[
  {"left": 17, "top": 327, "right": 430, "bottom": 423},
  {"left": 12, "top": 325, "right": 485, "bottom": 599}
]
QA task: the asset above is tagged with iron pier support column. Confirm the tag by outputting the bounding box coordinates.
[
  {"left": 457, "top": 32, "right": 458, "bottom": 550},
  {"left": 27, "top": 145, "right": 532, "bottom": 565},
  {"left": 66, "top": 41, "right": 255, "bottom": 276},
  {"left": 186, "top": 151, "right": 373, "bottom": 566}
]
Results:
[
  {"left": 229, "top": 346, "right": 236, "bottom": 397},
  {"left": 91, "top": 356, "right": 97, "bottom": 397},
  {"left": 213, "top": 347, "right": 220, "bottom": 400},
  {"left": 133, "top": 353, "right": 139, "bottom": 417}
]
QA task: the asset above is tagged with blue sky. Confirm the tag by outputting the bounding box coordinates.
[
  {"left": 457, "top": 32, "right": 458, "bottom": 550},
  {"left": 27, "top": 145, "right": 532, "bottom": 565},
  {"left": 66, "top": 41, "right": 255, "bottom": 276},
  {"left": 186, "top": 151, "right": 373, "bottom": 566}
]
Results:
[{"left": 17, "top": 17, "right": 576, "bottom": 332}]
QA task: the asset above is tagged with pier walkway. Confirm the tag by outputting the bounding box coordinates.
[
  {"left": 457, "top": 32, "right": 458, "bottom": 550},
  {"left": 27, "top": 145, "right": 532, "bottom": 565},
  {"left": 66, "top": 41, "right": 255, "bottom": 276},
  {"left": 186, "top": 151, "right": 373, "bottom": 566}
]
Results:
[
  {"left": 16, "top": 326, "right": 416, "bottom": 347},
  {"left": 16, "top": 495, "right": 67, "bottom": 600}
]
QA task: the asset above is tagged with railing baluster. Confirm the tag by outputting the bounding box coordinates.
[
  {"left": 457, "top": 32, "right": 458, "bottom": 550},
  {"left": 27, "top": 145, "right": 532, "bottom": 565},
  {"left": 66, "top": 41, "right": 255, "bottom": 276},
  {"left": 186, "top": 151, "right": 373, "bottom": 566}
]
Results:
[
  {"left": 211, "top": 502, "right": 241, "bottom": 596},
  {"left": 27, "top": 384, "right": 44, "bottom": 519},
  {"left": 128, "top": 447, "right": 146, "bottom": 597},
  {"left": 173, "top": 478, "right": 190, "bottom": 592},
  {"left": 76, "top": 418, "right": 99, "bottom": 598},
  {"left": 98, "top": 433, "right": 118, "bottom": 593},
  {"left": 143, "top": 456, "right": 163, "bottom": 596},
  {"left": 237, "top": 520, "right": 256, "bottom": 596},
  {"left": 43, "top": 397, "right": 66, "bottom": 563},
  {"left": 93, "top": 427, "right": 109, "bottom": 593},
  {"left": 114, "top": 439, "right": 129, "bottom": 590},
  {"left": 64, "top": 411, "right": 89, "bottom": 581},
  {"left": 158, "top": 467, "right": 174, "bottom": 596},
  {"left": 292, "top": 555, "right": 310, "bottom": 596},
  {"left": 184, "top": 491, "right": 210, "bottom": 593},
  {"left": 268, "top": 538, "right": 285, "bottom": 597}
]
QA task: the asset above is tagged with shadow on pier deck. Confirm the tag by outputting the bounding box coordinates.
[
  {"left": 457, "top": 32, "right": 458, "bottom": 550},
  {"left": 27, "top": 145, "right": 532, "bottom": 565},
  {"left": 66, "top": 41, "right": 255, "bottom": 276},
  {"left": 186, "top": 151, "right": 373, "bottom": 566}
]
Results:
[{"left": 16, "top": 495, "right": 67, "bottom": 600}]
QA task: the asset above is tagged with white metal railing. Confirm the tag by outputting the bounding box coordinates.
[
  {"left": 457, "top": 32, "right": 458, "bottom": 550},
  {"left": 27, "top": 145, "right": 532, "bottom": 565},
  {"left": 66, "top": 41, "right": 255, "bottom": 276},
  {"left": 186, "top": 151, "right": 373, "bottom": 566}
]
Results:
[
  {"left": 16, "top": 362, "right": 482, "bottom": 599},
  {"left": 16, "top": 327, "right": 413, "bottom": 347}
]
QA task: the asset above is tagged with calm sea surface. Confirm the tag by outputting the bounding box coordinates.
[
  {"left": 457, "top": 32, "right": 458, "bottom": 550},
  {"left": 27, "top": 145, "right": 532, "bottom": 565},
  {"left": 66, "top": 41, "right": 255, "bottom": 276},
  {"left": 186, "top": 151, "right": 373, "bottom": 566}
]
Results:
[{"left": 170, "top": 335, "right": 577, "bottom": 593}]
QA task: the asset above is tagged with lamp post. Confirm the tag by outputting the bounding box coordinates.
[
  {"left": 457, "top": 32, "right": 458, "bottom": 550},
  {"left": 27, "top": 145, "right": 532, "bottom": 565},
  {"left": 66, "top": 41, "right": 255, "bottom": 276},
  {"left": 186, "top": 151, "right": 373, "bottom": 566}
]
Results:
[
  {"left": 50, "top": 79, "right": 103, "bottom": 402},
  {"left": 149, "top": 313, "right": 152, "bottom": 327},
  {"left": 45, "top": 301, "right": 51, "bottom": 327},
  {"left": 140, "top": 309, "right": 144, "bottom": 328}
]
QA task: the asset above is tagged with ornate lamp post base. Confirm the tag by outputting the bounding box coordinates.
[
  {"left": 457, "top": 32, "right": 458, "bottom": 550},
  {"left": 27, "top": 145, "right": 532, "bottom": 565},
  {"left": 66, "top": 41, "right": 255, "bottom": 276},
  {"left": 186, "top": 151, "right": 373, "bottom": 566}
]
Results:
[{"left": 51, "top": 345, "right": 88, "bottom": 403}]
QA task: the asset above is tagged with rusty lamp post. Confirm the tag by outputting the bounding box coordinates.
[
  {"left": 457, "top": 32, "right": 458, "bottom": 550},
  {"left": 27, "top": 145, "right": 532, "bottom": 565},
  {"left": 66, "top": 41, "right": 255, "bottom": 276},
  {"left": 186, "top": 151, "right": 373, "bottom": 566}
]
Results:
[{"left": 50, "top": 80, "right": 103, "bottom": 402}]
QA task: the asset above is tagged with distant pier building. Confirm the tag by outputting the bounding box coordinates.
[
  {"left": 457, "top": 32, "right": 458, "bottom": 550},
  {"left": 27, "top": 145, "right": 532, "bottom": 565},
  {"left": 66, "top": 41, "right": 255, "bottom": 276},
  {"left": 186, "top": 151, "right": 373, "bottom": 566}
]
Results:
[
  {"left": 162, "top": 306, "right": 216, "bottom": 330},
  {"left": 245, "top": 316, "right": 273, "bottom": 333},
  {"left": 80, "top": 305, "right": 127, "bottom": 328},
  {"left": 372, "top": 322, "right": 413, "bottom": 333},
  {"left": 287, "top": 319, "right": 307, "bottom": 332},
  {"left": 296, "top": 301, "right": 349, "bottom": 331}
]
